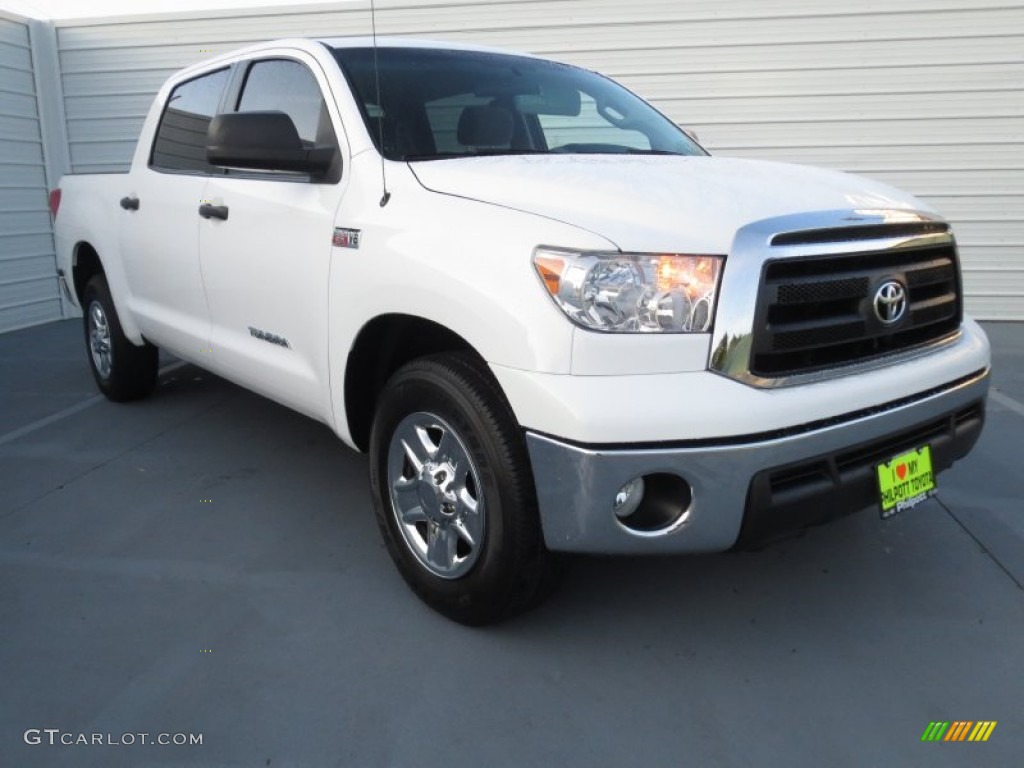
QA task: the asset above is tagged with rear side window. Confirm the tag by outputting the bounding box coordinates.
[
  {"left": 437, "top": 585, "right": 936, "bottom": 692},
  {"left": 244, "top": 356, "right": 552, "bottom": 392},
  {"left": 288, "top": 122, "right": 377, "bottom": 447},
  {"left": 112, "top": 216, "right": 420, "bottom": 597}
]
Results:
[
  {"left": 236, "top": 59, "right": 337, "bottom": 149},
  {"left": 150, "top": 68, "right": 230, "bottom": 173}
]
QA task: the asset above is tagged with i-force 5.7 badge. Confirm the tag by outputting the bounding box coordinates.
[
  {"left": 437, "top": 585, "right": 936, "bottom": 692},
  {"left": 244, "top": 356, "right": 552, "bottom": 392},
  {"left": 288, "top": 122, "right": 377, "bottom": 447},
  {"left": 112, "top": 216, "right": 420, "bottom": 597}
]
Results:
[{"left": 332, "top": 228, "right": 361, "bottom": 249}]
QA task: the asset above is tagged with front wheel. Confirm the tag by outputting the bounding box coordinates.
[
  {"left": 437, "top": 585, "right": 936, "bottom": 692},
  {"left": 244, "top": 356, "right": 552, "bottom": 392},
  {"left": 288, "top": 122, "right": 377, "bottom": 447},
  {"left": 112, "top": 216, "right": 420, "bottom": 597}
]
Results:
[
  {"left": 369, "top": 353, "right": 561, "bottom": 625},
  {"left": 82, "top": 274, "right": 158, "bottom": 402}
]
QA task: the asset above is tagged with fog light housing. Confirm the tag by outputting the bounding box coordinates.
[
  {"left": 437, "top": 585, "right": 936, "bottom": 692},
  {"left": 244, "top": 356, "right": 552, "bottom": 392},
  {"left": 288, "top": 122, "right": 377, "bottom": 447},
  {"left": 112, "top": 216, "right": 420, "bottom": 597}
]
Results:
[{"left": 613, "top": 473, "right": 693, "bottom": 534}]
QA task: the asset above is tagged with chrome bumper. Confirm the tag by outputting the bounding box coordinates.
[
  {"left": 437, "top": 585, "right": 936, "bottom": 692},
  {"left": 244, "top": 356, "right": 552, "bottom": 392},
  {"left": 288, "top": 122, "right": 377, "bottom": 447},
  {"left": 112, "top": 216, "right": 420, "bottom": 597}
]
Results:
[{"left": 526, "top": 369, "right": 989, "bottom": 554}]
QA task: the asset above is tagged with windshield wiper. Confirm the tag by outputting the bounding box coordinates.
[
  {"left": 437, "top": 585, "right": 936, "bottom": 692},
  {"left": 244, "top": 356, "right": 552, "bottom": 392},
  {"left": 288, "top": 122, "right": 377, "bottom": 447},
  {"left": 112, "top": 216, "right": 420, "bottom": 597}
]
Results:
[
  {"left": 620, "top": 148, "right": 687, "bottom": 156},
  {"left": 403, "top": 149, "right": 550, "bottom": 161}
]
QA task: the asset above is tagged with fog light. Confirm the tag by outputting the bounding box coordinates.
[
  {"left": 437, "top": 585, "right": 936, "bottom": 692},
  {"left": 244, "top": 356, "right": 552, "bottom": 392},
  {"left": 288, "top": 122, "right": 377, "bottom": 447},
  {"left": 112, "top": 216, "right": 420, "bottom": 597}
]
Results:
[
  {"left": 614, "top": 473, "right": 693, "bottom": 534},
  {"left": 613, "top": 477, "right": 645, "bottom": 519}
]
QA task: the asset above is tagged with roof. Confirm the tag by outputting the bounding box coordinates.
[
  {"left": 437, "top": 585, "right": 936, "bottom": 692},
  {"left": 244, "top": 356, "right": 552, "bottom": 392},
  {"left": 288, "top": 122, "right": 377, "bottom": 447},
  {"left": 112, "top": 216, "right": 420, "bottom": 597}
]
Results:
[{"left": 318, "top": 36, "right": 536, "bottom": 58}]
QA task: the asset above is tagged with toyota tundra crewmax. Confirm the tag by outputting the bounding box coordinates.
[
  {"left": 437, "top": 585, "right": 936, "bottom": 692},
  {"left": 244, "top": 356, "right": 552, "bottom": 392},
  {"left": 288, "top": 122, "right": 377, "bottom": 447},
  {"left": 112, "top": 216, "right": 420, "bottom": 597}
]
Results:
[{"left": 51, "top": 38, "right": 990, "bottom": 624}]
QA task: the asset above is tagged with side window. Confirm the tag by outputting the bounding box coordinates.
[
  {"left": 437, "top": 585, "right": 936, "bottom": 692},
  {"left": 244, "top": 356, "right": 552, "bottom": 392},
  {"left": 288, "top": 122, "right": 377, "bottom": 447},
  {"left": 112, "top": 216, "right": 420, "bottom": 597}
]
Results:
[
  {"left": 236, "top": 59, "right": 337, "bottom": 149},
  {"left": 150, "top": 68, "right": 230, "bottom": 173}
]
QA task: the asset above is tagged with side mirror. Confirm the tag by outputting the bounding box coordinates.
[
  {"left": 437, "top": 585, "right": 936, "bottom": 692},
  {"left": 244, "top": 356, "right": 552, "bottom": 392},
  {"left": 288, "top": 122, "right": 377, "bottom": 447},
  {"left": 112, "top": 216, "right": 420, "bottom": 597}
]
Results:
[{"left": 206, "top": 111, "right": 334, "bottom": 176}]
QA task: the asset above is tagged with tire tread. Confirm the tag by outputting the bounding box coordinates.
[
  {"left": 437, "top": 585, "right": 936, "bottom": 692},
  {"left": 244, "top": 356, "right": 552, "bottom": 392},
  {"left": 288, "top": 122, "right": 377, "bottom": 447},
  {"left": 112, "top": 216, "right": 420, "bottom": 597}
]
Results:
[
  {"left": 369, "top": 352, "right": 562, "bottom": 625},
  {"left": 83, "top": 274, "right": 158, "bottom": 402}
]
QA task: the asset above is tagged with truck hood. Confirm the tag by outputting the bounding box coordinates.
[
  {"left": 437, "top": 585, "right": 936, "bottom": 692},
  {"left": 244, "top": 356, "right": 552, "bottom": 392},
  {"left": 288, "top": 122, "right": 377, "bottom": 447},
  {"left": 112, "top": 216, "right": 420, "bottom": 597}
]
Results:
[{"left": 409, "top": 155, "right": 933, "bottom": 253}]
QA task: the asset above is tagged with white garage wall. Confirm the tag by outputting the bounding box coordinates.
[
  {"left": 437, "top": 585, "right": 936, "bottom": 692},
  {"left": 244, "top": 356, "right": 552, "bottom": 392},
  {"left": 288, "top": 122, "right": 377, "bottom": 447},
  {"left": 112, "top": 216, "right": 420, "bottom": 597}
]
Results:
[
  {"left": 39, "top": 0, "right": 1024, "bottom": 320},
  {"left": 0, "top": 11, "right": 62, "bottom": 333}
]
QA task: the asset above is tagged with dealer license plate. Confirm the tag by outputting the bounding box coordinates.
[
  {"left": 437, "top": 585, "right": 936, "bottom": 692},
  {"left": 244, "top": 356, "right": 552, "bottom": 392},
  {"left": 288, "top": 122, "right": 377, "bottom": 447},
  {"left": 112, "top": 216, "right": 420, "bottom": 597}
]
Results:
[{"left": 877, "top": 445, "right": 936, "bottom": 518}]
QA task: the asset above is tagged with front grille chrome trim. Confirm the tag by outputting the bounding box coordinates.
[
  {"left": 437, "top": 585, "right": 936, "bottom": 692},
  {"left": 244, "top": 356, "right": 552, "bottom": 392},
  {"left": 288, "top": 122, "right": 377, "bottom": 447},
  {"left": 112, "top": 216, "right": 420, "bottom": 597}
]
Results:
[{"left": 709, "top": 209, "right": 962, "bottom": 389}]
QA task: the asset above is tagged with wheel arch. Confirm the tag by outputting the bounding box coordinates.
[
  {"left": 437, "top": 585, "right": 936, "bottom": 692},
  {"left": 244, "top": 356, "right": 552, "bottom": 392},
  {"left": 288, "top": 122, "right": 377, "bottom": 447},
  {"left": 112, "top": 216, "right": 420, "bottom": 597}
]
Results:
[
  {"left": 344, "top": 313, "right": 483, "bottom": 452},
  {"left": 68, "top": 240, "right": 145, "bottom": 345},
  {"left": 71, "top": 241, "right": 105, "bottom": 306}
]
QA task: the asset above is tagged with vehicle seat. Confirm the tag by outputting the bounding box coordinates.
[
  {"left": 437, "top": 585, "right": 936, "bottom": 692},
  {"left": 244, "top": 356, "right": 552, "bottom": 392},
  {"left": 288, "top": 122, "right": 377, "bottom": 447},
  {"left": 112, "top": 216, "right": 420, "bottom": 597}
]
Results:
[{"left": 457, "top": 105, "right": 514, "bottom": 149}]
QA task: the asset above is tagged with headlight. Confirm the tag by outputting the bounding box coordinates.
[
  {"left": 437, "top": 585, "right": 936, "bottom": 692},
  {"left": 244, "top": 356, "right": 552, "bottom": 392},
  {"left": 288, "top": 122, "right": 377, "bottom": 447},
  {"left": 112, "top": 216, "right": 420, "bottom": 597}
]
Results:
[{"left": 533, "top": 247, "right": 724, "bottom": 333}]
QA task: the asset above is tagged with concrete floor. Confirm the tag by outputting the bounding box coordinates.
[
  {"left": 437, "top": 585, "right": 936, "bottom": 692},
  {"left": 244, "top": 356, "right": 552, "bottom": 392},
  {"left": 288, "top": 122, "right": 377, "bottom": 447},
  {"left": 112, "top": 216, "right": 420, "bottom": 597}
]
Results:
[{"left": 1, "top": 319, "right": 1021, "bottom": 768}]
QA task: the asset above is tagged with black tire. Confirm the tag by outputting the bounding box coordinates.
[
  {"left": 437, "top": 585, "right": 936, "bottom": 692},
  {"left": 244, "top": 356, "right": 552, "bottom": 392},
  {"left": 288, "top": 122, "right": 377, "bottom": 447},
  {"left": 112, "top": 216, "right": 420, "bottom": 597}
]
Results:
[
  {"left": 369, "top": 352, "right": 562, "bottom": 626},
  {"left": 82, "top": 274, "right": 158, "bottom": 402}
]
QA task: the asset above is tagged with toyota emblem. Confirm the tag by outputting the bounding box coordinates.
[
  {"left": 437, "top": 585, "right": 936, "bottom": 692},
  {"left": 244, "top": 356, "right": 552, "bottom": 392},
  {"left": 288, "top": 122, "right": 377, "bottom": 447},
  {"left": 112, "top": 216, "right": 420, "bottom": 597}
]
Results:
[{"left": 873, "top": 280, "right": 907, "bottom": 325}]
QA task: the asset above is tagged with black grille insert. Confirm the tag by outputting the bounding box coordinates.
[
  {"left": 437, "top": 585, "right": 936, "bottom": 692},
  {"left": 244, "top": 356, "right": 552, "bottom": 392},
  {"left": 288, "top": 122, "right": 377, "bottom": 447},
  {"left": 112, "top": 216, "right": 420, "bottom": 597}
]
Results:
[{"left": 750, "top": 242, "right": 962, "bottom": 377}]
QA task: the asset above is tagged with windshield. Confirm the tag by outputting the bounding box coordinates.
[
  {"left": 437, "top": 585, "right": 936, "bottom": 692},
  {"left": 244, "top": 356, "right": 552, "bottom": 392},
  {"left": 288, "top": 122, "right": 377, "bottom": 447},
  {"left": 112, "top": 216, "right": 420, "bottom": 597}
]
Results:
[{"left": 331, "top": 46, "right": 705, "bottom": 161}]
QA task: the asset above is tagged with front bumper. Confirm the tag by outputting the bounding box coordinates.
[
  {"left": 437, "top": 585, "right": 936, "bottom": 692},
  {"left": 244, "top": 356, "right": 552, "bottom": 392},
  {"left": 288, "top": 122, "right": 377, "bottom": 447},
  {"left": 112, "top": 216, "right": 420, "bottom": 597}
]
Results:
[{"left": 526, "top": 369, "right": 988, "bottom": 553}]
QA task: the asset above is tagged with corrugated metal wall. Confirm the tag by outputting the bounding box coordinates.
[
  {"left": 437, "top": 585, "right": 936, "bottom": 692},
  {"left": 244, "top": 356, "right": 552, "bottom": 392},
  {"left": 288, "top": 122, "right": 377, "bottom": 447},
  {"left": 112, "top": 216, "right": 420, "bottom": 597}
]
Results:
[
  {"left": 38, "top": 0, "right": 1024, "bottom": 319},
  {"left": 0, "top": 12, "right": 61, "bottom": 333}
]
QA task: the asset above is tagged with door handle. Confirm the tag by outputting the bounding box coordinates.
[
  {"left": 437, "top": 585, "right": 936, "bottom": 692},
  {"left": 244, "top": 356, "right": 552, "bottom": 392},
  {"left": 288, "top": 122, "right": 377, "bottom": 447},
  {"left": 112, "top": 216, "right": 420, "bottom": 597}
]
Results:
[
  {"left": 198, "top": 203, "right": 229, "bottom": 221},
  {"left": 119, "top": 196, "right": 139, "bottom": 211}
]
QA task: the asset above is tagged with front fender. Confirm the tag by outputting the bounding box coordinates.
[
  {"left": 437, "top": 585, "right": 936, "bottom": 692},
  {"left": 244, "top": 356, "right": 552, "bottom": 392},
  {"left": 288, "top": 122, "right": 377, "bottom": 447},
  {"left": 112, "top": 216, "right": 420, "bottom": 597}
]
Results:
[{"left": 327, "top": 160, "right": 615, "bottom": 446}]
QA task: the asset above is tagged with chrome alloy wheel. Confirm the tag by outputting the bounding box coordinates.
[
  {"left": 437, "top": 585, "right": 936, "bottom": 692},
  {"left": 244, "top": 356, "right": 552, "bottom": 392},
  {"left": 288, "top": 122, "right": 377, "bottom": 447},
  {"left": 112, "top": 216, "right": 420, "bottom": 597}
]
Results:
[
  {"left": 386, "top": 412, "right": 485, "bottom": 579},
  {"left": 87, "top": 300, "right": 113, "bottom": 379}
]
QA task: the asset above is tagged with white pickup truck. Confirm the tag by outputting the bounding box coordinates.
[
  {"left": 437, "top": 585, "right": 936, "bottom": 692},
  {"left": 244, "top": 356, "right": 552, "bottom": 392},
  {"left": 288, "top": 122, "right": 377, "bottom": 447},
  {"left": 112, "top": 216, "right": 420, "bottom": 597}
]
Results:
[{"left": 52, "top": 37, "right": 990, "bottom": 624}]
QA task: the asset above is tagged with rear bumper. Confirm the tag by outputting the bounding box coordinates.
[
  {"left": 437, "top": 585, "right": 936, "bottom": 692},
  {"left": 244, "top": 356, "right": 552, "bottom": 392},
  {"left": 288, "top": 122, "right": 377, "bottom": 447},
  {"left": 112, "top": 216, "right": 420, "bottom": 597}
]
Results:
[{"left": 526, "top": 369, "right": 988, "bottom": 553}]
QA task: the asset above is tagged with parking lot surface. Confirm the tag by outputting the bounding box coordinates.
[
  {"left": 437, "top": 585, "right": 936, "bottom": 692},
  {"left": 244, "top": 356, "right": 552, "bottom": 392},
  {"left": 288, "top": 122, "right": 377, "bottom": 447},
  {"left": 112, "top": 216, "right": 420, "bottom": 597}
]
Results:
[{"left": 1, "top": 319, "right": 1021, "bottom": 767}]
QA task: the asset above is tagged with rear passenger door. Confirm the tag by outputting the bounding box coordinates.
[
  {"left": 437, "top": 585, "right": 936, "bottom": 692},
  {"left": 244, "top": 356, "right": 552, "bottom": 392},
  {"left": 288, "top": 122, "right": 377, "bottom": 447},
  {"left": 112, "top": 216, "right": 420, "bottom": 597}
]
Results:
[
  {"left": 198, "top": 54, "right": 349, "bottom": 420},
  {"left": 120, "top": 67, "right": 229, "bottom": 353}
]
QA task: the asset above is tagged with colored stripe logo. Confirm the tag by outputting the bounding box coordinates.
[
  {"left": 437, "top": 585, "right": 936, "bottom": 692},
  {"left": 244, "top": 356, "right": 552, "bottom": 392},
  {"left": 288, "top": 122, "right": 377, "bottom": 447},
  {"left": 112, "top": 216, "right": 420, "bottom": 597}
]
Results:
[{"left": 921, "top": 721, "right": 997, "bottom": 742}]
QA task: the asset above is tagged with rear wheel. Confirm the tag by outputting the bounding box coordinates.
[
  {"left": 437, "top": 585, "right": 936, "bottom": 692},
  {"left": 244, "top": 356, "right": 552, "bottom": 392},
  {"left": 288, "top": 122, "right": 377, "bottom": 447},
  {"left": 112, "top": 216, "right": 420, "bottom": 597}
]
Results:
[
  {"left": 369, "top": 353, "right": 561, "bottom": 625},
  {"left": 83, "top": 274, "right": 158, "bottom": 402}
]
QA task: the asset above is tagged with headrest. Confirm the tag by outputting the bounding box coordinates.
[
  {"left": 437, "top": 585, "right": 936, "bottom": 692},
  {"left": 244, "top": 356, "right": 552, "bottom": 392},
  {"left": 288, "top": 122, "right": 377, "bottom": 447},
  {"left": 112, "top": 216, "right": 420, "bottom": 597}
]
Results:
[{"left": 457, "top": 105, "right": 513, "bottom": 148}]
